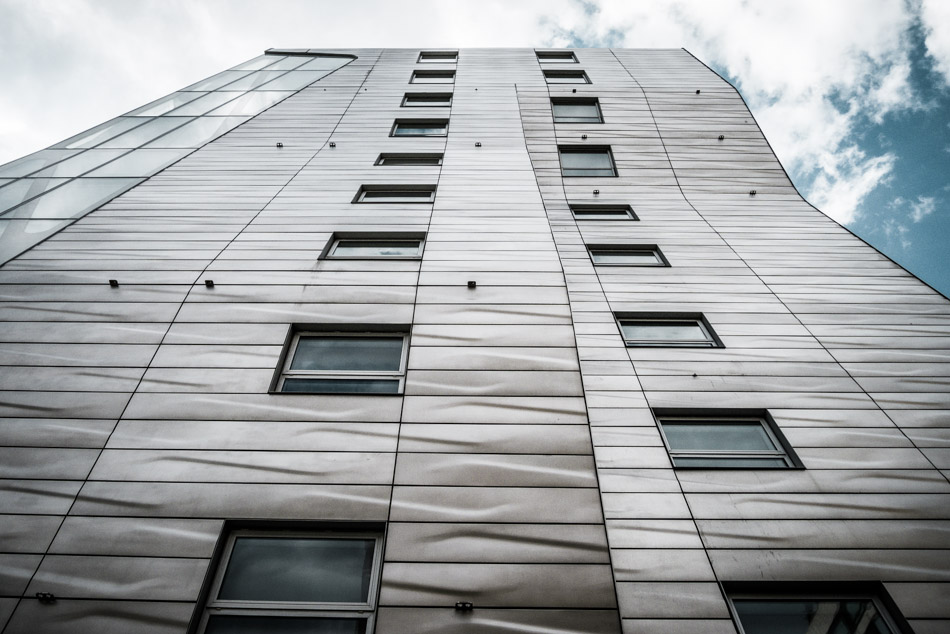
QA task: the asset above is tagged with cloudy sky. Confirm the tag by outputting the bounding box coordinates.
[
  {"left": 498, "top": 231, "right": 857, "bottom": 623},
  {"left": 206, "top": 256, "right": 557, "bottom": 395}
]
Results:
[{"left": 1, "top": 0, "right": 948, "bottom": 295}]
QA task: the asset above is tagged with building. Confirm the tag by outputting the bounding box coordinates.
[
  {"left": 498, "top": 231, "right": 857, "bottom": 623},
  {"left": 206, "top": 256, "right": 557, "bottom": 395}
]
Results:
[{"left": 0, "top": 47, "right": 947, "bottom": 634}]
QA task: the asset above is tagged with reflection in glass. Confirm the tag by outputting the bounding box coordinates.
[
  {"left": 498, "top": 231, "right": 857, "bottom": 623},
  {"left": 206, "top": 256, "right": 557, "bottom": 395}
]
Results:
[
  {"left": 331, "top": 240, "right": 422, "bottom": 257},
  {"left": 231, "top": 54, "right": 284, "bottom": 71},
  {"left": 145, "top": 117, "right": 248, "bottom": 148},
  {"left": 675, "top": 457, "right": 789, "bottom": 467},
  {"left": 98, "top": 117, "right": 192, "bottom": 148},
  {"left": 207, "top": 92, "right": 292, "bottom": 116},
  {"left": 559, "top": 149, "right": 615, "bottom": 176},
  {"left": 282, "top": 378, "right": 401, "bottom": 394},
  {"left": 359, "top": 189, "right": 434, "bottom": 203},
  {"left": 553, "top": 101, "right": 602, "bottom": 123},
  {"left": 297, "top": 56, "right": 350, "bottom": 71},
  {"left": 256, "top": 71, "right": 328, "bottom": 91},
  {"left": 733, "top": 599, "right": 896, "bottom": 634},
  {"left": 590, "top": 248, "right": 661, "bottom": 265},
  {"left": 663, "top": 422, "right": 777, "bottom": 451},
  {"left": 619, "top": 319, "right": 714, "bottom": 346},
  {"left": 57, "top": 117, "right": 149, "bottom": 149},
  {"left": 206, "top": 616, "right": 367, "bottom": 634},
  {"left": 127, "top": 92, "right": 205, "bottom": 116},
  {"left": 262, "top": 56, "right": 311, "bottom": 70},
  {"left": 572, "top": 207, "right": 636, "bottom": 220},
  {"left": 30, "top": 149, "right": 129, "bottom": 178},
  {"left": 0, "top": 178, "right": 70, "bottom": 214},
  {"left": 4, "top": 178, "right": 142, "bottom": 220},
  {"left": 0, "top": 150, "right": 80, "bottom": 178},
  {"left": 544, "top": 71, "right": 589, "bottom": 83},
  {"left": 87, "top": 149, "right": 192, "bottom": 177},
  {"left": 392, "top": 122, "right": 448, "bottom": 136},
  {"left": 411, "top": 71, "right": 455, "bottom": 84},
  {"left": 291, "top": 337, "right": 403, "bottom": 372},
  {"left": 182, "top": 70, "right": 250, "bottom": 91},
  {"left": 219, "top": 537, "right": 375, "bottom": 603},
  {"left": 0, "top": 218, "right": 72, "bottom": 263},
  {"left": 167, "top": 92, "right": 240, "bottom": 116},
  {"left": 217, "top": 70, "right": 286, "bottom": 91}
]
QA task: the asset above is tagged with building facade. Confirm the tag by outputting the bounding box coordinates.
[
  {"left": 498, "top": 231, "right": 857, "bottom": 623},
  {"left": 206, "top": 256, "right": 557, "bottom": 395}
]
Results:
[{"left": 0, "top": 48, "right": 948, "bottom": 634}]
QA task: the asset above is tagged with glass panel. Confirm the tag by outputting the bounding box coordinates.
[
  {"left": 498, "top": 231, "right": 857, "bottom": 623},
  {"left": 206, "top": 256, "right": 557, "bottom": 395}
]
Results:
[
  {"left": 297, "top": 56, "right": 351, "bottom": 71},
  {"left": 378, "top": 156, "right": 442, "bottom": 166},
  {"left": 145, "top": 117, "right": 248, "bottom": 148},
  {"left": 573, "top": 209, "right": 633, "bottom": 220},
  {"left": 207, "top": 616, "right": 367, "bottom": 634},
  {"left": 663, "top": 422, "right": 777, "bottom": 451},
  {"left": 620, "top": 320, "right": 709, "bottom": 343},
  {"left": 0, "top": 150, "right": 80, "bottom": 178},
  {"left": 257, "top": 71, "right": 328, "bottom": 91},
  {"left": 207, "top": 92, "right": 292, "bottom": 116},
  {"left": 412, "top": 73, "right": 455, "bottom": 83},
  {"left": 404, "top": 94, "right": 452, "bottom": 106},
  {"left": 393, "top": 123, "right": 447, "bottom": 136},
  {"left": 30, "top": 149, "right": 129, "bottom": 178},
  {"left": 218, "top": 537, "right": 375, "bottom": 603},
  {"left": 167, "top": 92, "right": 239, "bottom": 115},
  {"left": 182, "top": 70, "right": 250, "bottom": 91},
  {"left": 231, "top": 54, "right": 283, "bottom": 71},
  {"left": 0, "top": 178, "right": 70, "bottom": 214},
  {"left": 291, "top": 336, "right": 403, "bottom": 372},
  {"left": 420, "top": 52, "right": 458, "bottom": 61},
  {"left": 4, "top": 177, "right": 142, "bottom": 220},
  {"left": 546, "top": 73, "right": 588, "bottom": 83},
  {"left": 332, "top": 240, "right": 421, "bottom": 257},
  {"left": 282, "top": 378, "right": 401, "bottom": 394},
  {"left": 217, "top": 70, "right": 286, "bottom": 91},
  {"left": 0, "top": 218, "right": 72, "bottom": 263},
  {"left": 733, "top": 599, "right": 895, "bottom": 634},
  {"left": 57, "top": 117, "right": 150, "bottom": 148},
  {"left": 674, "top": 457, "right": 789, "bottom": 468},
  {"left": 560, "top": 151, "right": 613, "bottom": 169},
  {"left": 538, "top": 52, "right": 577, "bottom": 62},
  {"left": 86, "top": 148, "right": 192, "bottom": 177},
  {"left": 127, "top": 92, "right": 205, "bottom": 116},
  {"left": 360, "top": 191, "right": 433, "bottom": 202},
  {"left": 553, "top": 103, "right": 600, "bottom": 122},
  {"left": 264, "top": 56, "right": 311, "bottom": 70},
  {"left": 98, "top": 117, "right": 192, "bottom": 148},
  {"left": 590, "top": 249, "right": 660, "bottom": 265}
]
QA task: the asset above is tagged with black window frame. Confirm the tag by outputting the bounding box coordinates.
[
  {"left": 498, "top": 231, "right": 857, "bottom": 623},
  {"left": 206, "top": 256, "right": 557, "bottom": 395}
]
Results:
[
  {"left": 543, "top": 69, "right": 590, "bottom": 84},
  {"left": 410, "top": 70, "right": 456, "bottom": 84},
  {"left": 552, "top": 97, "right": 603, "bottom": 123},
  {"left": 653, "top": 408, "right": 803, "bottom": 469},
  {"left": 588, "top": 244, "right": 669, "bottom": 267},
  {"left": 558, "top": 145, "right": 617, "bottom": 177},
  {"left": 319, "top": 231, "right": 427, "bottom": 261},
  {"left": 417, "top": 51, "right": 458, "bottom": 63},
  {"left": 537, "top": 51, "right": 579, "bottom": 63},
  {"left": 615, "top": 311, "right": 723, "bottom": 348},
  {"left": 375, "top": 153, "right": 444, "bottom": 166},
  {"left": 401, "top": 92, "right": 453, "bottom": 107},
  {"left": 570, "top": 204, "right": 638, "bottom": 221},
  {"left": 352, "top": 184, "right": 437, "bottom": 204},
  {"left": 390, "top": 118, "right": 449, "bottom": 137}
]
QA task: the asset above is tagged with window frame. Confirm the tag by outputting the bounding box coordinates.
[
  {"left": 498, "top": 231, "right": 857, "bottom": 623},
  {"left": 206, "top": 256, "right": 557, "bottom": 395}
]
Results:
[
  {"left": 272, "top": 328, "right": 410, "bottom": 395},
  {"left": 401, "top": 92, "right": 453, "bottom": 107},
  {"left": 588, "top": 244, "right": 669, "bottom": 267},
  {"left": 570, "top": 204, "right": 638, "bottom": 221},
  {"left": 551, "top": 98, "right": 603, "bottom": 123},
  {"left": 654, "top": 409, "right": 802, "bottom": 469},
  {"left": 353, "top": 184, "right": 437, "bottom": 204},
  {"left": 615, "top": 312, "right": 723, "bottom": 348},
  {"left": 558, "top": 145, "right": 617, "bottom": 177},
  {"left": 320, "top": 231, "right": 426, "bottom": 260},
  {"left": 410, "top": 70, "right": 456, "bottom": 84},
  {"left": 390, "top": 118, "right": 449, "bottom": 137},
  {"left": 375, "top": 153, "right": 444, "bottom": 166},
  {"left": 543, "top": 69, "right": 590, "bottom": 84},
  {"left": 417, "top": 51, "right": 458, "bottom": 63},
  {"left": 537, "top": 51, "right": 579, "bottom": 63},
  {"left": 195, "top": 527, "right": 384, "bottom": 634}
]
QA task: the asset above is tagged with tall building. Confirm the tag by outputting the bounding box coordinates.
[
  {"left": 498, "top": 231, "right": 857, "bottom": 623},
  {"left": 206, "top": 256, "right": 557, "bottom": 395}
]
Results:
[{"left": 0, "top": 48, "right": 947, "bottom": 634}]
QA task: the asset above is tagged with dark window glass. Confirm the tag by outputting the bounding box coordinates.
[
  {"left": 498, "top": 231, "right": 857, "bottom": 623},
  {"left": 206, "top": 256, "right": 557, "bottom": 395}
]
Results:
[
  {"left": 376, "top": 154, "right": 443, "bottom": 166},
  {"left": 544, "top": 70, "right": 590, "bottom": 84},
  {"left": 207, "top": 616, "right": 367, "bottom": 634},
  {"left": 356, "top": 186, "right": 436, "bottom": 203},
  {"left": 391, "top": 120, "right": 448, "bottom": 136},
  {"left": 733, "top": 599, "right": 897, "bottom": 634},
  {"left": 552, "top": 99, "right": 602, "bottom": 123},
  {"left": 282, "top": 378, "right": 400, "bottom": 394},
  {"left": 589, "top": 246, "right": 665, "bottom": 266},
  {"left": 290, "top": 337, "right": 403, "bottom": 372},
  {"left": 537, "top": 51, "right": 578, "bottom": 63},
  {"left": 418, "top": 51, "right": 458, "bottom": 62},
  {"left": 402, "top": 93, "right": 453, "bottom": 106},
  {"left": 571, "top": 205, "right": 637, "bottom": 220},
  {"left": 658, "top": 415, "right": 797, "bottom": 469},
  {"left": 618, "top": 315, "right": 719, "bottom": 347},
  {"left": 559, "top": 147, "right": 616, "bottom": 176},
  {"left": 411, "top": 70, "right": 455, "bottom": 83}
]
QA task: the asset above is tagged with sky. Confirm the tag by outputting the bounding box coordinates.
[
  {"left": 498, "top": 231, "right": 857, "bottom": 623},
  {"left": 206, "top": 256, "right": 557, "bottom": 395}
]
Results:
[{"left": 1, "top": 0, "right": 948, "bottom": 296}]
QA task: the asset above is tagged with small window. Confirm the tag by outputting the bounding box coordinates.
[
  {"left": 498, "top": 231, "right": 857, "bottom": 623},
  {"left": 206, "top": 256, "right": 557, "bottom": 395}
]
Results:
[
  {"left": 322, "top": 232, "right": 425, "bottom": 260},
  {"left": 616, "top": 312, "right": 722, "bottom": 348},
  {"left": 276, "top": 331, "right": 408, "bottom": 394},
  {"left": 727, "top": 585, "right": 911, "bottom": 634},
  {"left": 552, "top": 98, "right": 602, "bottom": 123},
  {"left": 375, "top": 153, "right": 443, "bottom": 166},
  {"left": 558, "top": 146, "right": 616, "bottom": 177},
  {"left": 353, "top": 185, "right": 436, "bottom": 203},
  {"left": 537, "top": 51, "right": 578, "bottom": 63},
  {"left": 411, "top": 70, "right": 456, "bottom": 84},
  {"left": 418, "top": 51, "right": 458, "bottom": 63},
  {"left": 570, "top": 204, "right": 637, "bottom": 221},
  {"left": 391, "top": 119, "right": 448, "bottom": 137},
  {"left": 402, "top": 93, "right": 453, "bottom": 107},
  {"left": 588, "top": 244, "right": 668, "bottom": 267},
  {"left": 544, "top": 69, "right": 590, "bottom": 84},
  {"left": 197, "top": 528, "right": 383, "bottom": 633},
  {"left": 656, "top": 411, "right": 799, "bottom": 469}
]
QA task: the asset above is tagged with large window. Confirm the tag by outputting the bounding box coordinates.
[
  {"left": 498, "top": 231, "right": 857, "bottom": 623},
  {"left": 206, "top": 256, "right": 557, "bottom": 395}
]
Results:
[
  {"left": 558, "top": 146, "right": 617, "bottom": 177},
  {"left": 570, "top": 204, "right": 638, "bottom": 221},
  {"left": 418, "top": 51, "right": 458, "bottom": 63},
  {"left": 588, "top": 244, "right": 668, "bottom": 266},
  {"left": 274, "top": 330, "right": 409, "bottom": 394},
  {"left": 353, "top": 185, "right": 436, "bottom": 203},
  {"left": 544, "top": 69, "right": 590, "bottom": 84},
  {"left": 656, "top": 411, "right": 800, "bottom": 468},
  {"left": 390, "top": 119, "right": 448, "bottom": 137},
  {"left": 616, "top": 312, "right": 722, "bottom": 348},
  {"left": 411, "top": 70, "right": 456, "bottom": 84},
  {"left": 402, "top": 93, "right": 453, "bottom": 107},
  {"left": 198, "top": 529, "right": 383, "bottom": 633},
  {"left": 552, "top": 98, "right": 603, "bottom": 123},
  {"left": 375, "top": 153, "right": 443, "bottom": 166},
  {"left": 321, "top": 232, "right": 425, "bottom": 260},
  {"left": 537, "top": 51, "right": 578, "bottom": 63}
]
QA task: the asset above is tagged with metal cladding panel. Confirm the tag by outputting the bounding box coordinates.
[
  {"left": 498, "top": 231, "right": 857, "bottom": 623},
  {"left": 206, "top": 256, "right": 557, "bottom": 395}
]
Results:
[{"left": 0, "top": 47, "right": 947, "bottom": 634}]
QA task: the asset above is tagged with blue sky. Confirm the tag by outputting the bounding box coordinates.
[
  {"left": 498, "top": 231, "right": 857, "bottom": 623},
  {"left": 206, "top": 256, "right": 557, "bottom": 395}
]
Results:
[{"left": 1, "top": 0, "right": 948, "bottom": 295}]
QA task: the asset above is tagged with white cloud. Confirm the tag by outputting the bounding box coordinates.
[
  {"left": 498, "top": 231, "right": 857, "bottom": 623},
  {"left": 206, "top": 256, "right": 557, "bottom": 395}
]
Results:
[
  {"left": 909, "top": 196, "right": 936, "bottom": 222},
  {"left": 921, "top": 0, "right": 950, "bottom": 85}
]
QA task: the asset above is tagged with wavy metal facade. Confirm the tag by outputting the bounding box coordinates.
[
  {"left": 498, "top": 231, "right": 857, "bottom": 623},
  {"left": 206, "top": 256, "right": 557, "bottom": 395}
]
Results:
[{"left": 0, "top": 48, "right": 947, "bottom": 634}]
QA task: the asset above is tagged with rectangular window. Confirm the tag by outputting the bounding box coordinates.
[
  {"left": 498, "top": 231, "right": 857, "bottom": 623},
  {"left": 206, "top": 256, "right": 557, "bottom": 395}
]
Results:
[
  {"left": 198, "top": 528, "right": 383, "bottom": 633},
  {"left": 537, "top": 51, "right": 578, "bottom": 63},
  {"left": 656, "top": 411, "right": 800, "bottom": 468},
  {"left": 588, "top": 244, "right": 668, "bottom": 266},
  {"left": 402, "top": 93, "right": 453, "bottom": 107},
  {"left": 391, "top": 119, "right": 448, "bottom": 137},
  {"left": 552, "top": 98, "right": 602, "bottom": 123},
  {"left": 375, "top": 153, "right": 443, "bottom": 166},
  {"left": 544, "top": 69, "right": 590, "bottom": 84},
  {"left": 276, "top": 331, "right": 408, "bottom": 394},
  {"left": 322, "top": 232, "right": 425, "bottom": 260},
  {"left": 353, "top": 185, "right": 436, "bottom": 203},
  {"left": 558, "top": 146, "right": 617, "bottom": 177},
  {"left": 616, "top": 312, "right": 722, "bottom": 348},
  {"left": 418, "top": 51, "right": 458, "bottom": 63},
  {"left": 411, "top": 70, "right": 456, "bottom": 84},
  {"left": 570, "top": 204, "right": 637, "bottom": 220}
]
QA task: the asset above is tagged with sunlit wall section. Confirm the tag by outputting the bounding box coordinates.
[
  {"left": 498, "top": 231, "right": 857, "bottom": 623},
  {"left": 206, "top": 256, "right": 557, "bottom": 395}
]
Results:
[{"left": 0, "top": 52, "right": 354, "bottom": 265}]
